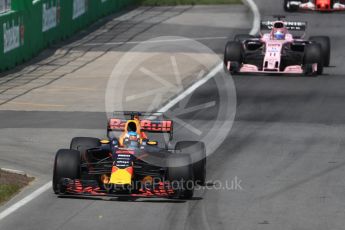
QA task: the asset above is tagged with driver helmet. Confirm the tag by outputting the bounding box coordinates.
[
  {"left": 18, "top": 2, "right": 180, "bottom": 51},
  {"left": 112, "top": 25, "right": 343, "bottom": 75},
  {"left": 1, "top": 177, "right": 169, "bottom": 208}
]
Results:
[
  {"left": 273, "top": 29, "right": 286, "bottom": 40},
  {"left": 124, "top": 131, "right": 140, "bottom": 148}
]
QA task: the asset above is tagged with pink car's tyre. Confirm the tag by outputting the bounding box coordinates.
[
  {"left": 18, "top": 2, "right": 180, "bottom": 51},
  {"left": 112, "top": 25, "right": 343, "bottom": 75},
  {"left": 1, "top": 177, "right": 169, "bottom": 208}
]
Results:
[
  {"left": 224, "top": 41, "right": 243, "bottom": 74},
  {"left": 310, "top": 36, "right": 331, "bottom": 67},
  {"left": 304, "top": 44, "right": 323, "bottom": 75}
]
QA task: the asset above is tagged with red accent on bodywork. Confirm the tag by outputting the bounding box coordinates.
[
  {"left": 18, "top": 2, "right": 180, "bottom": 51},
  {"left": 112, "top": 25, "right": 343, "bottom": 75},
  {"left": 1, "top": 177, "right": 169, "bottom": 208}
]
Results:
[
  {"left": 64, "top": 180, "right": 175, "bottom": 198},
  {"left": 108, "top": 119, "right": 173, "bottom": 132},
  {"left": 66, "top": 180, "right": 106, "bottom": 195},
  {"left": 126, "top": 167, "right": 133, "bottom": 174},
  {"left": 111, "top": 166, "right": 118, "bottom": 173},
  {"left": 141, "top": 120, "right": 172, "bottom": 132},
  {"left": 116, "top": 149, "right": 135, "bottom": 155},
  {"left": 316, "top": 0, "right": 331, "bottom": 9}
]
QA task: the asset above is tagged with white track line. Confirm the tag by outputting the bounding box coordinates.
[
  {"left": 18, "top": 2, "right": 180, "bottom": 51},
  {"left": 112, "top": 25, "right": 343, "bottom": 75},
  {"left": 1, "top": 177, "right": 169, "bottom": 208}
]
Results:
[
  {"left": 0, "top": 64, "right": 224, "bottom": 223},
  {"left": 0, "top": 62, "right": 223, "bottom": 222},
  {"left": 0, "top": 182, "right": 51, "bottom": 221},
  {"left": 158, "top": 63, "right": 223, "bottom": 113},
  {"left": 243, "top": 0, "right": 261, "bottom": 35},
  {"left": 0, "top": 1, "right": 261, "bottom": 222},
  {"left": 158, "top": 0, "right": 261, "bottom": 112}
]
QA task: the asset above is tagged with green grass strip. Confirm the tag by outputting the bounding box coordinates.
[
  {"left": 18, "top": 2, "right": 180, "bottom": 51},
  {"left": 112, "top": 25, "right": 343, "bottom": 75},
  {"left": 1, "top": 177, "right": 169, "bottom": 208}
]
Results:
[{"left": 0, "top": 184, "right": 21, "bottom": 205}]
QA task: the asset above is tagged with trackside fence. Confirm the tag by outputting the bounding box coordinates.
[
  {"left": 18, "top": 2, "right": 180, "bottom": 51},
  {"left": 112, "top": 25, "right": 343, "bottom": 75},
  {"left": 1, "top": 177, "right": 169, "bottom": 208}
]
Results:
[{"left": 0, "top": 0, "right": 137, "bottom": 71}]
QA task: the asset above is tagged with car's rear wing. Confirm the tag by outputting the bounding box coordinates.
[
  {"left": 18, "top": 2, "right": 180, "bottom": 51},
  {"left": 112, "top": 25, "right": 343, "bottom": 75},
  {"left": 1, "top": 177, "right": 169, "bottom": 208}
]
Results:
[
  {"left": 111, "top": 111, "right": 166, "bottom": 120},
  {"left": 260, "top": 20, "right": 307, "bottom": 32},
  {"left": 107, "top": 111, "right": 173, "bottom": 140}
]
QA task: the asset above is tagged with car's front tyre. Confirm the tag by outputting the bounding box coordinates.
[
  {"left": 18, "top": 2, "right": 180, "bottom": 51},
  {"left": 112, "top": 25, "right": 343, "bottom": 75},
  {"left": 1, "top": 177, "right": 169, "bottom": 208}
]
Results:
[
  {"left": 70, "top": 137, "right": 101, "bottom": 163},
  {"left": 53, "top": 149, "right": 81, "bottom": 194},
  {"left": 304, "top": 43, "right": 323, "bottom": 76},
  {"left": 166, "top": 155, "right": 194, "bottom": 199},
  {"left": 224, "top": 41, "right": 243, "bottom": 74},
  {"left": 309, "top": 36, "right": 331, "bottom": 67},
  {"left": 175, "top": 141, "right": 206, "bottom": 186}
]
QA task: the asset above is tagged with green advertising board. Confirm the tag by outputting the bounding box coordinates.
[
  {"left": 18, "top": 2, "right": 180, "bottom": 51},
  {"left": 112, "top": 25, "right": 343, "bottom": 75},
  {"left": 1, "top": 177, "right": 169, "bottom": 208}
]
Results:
[{"left": 0, "top": 0, "right": 137, "bottom": 71}]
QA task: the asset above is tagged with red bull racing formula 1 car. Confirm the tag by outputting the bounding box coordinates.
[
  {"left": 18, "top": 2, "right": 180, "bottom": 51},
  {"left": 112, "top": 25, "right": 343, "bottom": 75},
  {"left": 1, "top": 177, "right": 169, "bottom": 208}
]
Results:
[
  {"left": 284, "top": 0, "right": 345, "bottom": 12},
  {"left": 224, "top": 16, "right": 331, "bottom": 76},
  {"left": 53, "top": 112, "right": 206, "bottom": 200}
]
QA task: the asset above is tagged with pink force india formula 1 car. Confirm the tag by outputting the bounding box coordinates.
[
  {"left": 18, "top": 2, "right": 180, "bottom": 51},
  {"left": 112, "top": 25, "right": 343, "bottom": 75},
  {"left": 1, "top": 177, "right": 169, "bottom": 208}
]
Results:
[
  {"left": 224, "top": 16, "right": 331, "bottom": 76},
  {"left": 284, "top": 0, "right": 345, "bottom": 12}
]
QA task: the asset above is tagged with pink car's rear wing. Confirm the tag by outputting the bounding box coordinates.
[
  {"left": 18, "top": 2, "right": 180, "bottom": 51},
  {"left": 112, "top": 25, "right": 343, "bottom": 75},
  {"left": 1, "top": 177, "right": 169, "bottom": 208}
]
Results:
[{"left": 260, "top": 20, "right": 307, "bottom": 32}]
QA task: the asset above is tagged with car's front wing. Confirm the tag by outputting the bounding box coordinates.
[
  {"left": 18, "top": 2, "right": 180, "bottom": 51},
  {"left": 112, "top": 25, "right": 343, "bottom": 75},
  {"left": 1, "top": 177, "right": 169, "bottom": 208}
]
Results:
[
  {"left": 57, "top": 179, "right": 177, "bottom": 199},
  {"left": 226, "top": 62, "right": 318, "bottom": 75}
]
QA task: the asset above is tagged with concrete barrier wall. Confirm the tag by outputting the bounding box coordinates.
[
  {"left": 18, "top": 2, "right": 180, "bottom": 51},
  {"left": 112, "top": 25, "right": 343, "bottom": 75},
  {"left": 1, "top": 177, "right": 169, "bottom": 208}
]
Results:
[{"left": 0, "top": 0, "right": 136, "bottom": 71}]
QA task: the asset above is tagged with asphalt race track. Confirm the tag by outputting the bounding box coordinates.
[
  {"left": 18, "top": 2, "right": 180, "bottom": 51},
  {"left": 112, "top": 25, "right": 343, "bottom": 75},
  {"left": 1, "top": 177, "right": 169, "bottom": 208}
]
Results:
[{"left": 1, "top": 1, "right": 345, "bottom": 230}]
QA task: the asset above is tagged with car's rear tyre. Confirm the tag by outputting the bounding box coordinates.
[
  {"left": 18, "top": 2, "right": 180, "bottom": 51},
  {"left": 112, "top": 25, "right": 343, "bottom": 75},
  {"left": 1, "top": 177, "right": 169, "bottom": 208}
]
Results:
[
  {"left": 284, "top": 0, "right": 300, "bottom": 12},
  {"left": 309, "top": 36, "right": 331, "bottom": 67},
  {"left": 224, "top": 41, "right": 243, "bottom": 74},
  {"left": 304, "top": 44, "right": 323, "bottom": 75},
  {"left": 70, "top": 137, "right": 101, "bottom": 161},
  {"left": 175, "top": 141, "right": 206, "bottom": 186},
  {"left": 167, "top": 155, "right": 194, "bottom": 199},
  {"left": 53, "top": 149, "right": 81, "bottom": 194}
]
